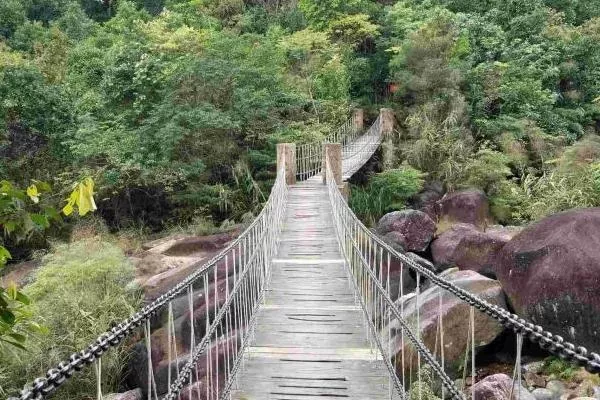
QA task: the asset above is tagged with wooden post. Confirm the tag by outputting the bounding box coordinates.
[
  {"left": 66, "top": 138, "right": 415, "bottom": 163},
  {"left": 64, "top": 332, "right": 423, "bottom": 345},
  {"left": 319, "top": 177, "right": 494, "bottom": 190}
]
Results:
[
  {"left": 352, "top": 108, "right": 364, "bottom": 132},
  {"left": 339, "top": 182, "right": 350, "bottom": 202},
  {"left": 380, "top": 108, "right": 396, "bottom": 169},
  {"left": 277, "top": 143, "right": 296, "bottom": 185},
  {"left": 322, "top": 143, "right": 342, "bottom": 185}
]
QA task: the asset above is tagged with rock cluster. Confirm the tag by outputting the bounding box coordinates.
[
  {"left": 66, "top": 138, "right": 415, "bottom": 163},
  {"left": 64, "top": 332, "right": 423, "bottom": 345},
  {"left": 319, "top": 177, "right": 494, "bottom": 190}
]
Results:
[
  {"left": 467, "top": 373, "right": 600, "bottom": 400},
  {"left": 376, "top": 186, "right": 600, "bottom": 355}
]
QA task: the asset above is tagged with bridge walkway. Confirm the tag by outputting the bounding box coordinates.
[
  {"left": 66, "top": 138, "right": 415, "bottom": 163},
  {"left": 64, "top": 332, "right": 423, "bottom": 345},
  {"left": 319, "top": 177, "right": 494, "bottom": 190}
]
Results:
[{"left": 231, "top": 182, "right": 398, "bottom": 400}]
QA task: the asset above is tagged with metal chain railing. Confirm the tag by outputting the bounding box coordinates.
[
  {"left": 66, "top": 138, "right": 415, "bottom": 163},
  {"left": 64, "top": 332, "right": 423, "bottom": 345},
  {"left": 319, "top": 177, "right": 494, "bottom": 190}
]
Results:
[
  {"left": 358, "top": 217, "right": 600, "bottom": 375},
  {"left": 325, "top": 149, "right": 465, "bottom": 400},
  {"left": 10, "top": 163, "right": 288, "bottom": 400}
]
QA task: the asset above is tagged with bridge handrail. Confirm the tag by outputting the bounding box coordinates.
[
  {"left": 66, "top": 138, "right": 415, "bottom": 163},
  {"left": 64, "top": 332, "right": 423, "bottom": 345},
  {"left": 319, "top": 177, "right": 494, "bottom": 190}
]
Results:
[
  {"left": 327, "top": 114, "right": 359, "bottom": 146},
  {"left": 325, "top": 120, "right": 600, "bottom": 377},
  {"left": 296, "top": 114, "right": 361, "bottom": 181},
  {"left": 348, "top": 195, "right": 600, "bottom": 374},
  {"left": 10, "top": 163, "right": 289, "bottom": 400},
  {"left": 341, "top": 114, "right": 382, "bottom": 161},
  {"left": 325, "top": 149, "right": 464, "bottom": 400}
]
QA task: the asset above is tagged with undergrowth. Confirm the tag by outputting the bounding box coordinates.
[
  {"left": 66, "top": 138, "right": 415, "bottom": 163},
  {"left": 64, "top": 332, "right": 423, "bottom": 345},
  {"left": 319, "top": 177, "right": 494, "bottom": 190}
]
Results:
[{"left": 0, "top": 238, "right": 142, "bottom": 398}]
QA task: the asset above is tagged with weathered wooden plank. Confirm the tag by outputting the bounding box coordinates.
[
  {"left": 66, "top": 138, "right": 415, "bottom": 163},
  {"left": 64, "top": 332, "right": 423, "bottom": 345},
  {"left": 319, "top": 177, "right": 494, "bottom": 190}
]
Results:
[{"left": 232, "top": 184, "right": 400, "bottom": 400}]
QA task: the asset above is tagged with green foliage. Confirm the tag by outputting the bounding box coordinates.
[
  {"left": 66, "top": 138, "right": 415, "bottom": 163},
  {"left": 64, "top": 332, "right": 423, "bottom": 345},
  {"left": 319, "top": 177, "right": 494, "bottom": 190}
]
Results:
[
  {"left": 0, "top": 64, "right": 73, "bottom": 141},
  {"left": 371, "top": 167, "right": 426, "bottom": 208},
  {"left": 408, "top": 364, "right": 441, "bottom": 400},
  {"left": 0, "top": 283, "right": 42, "bottom": 353},
  {"left": 0, "top": 0, "right": 27, "bottom": 39},
  {"left": 298, "top": 0, "right": 375, "bottom": 30},
  {"left": 0, "top": 178, "right": 97, "bottom": 354},
  {"left": 350, "top": 166, "right": 425, "bottom": 226},
  {"left": 327, "top": 14, "right": 380, "bottom": 48},
  {"left": 0, "top": 180, "right": 58, "bottom": 250},
  {"left": 488, "top": 137, "right": 600, "bottom": 223},
  {"left": 460, "top": 149, "right": 512, "bottom": 191},
  {"left": 55, "top": 2, "right": 96, "bottom": 41},
  {"left": 542, "top": 356, "right": 578, "bottom": 381},
  {"left": 0, "top": 238, "right": 141, "bottom": 397},
  {"left": 377, "top": 0, "right": 600, "bottom": 226}
]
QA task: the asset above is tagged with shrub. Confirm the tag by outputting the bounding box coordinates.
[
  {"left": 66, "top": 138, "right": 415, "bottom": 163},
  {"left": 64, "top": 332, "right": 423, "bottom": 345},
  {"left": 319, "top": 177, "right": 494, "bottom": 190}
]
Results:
[
  {"left": 371, "top": 167, "right": 426, "bottom": 208},
  {"left": 0, "top": 238, "right": 141, "bottom": 398},
  {"left": 460, "top": 149, "right": 512, "bottom": 192},
  {"left": 350, "top": 166, "right": 425, "bottom": 225}
]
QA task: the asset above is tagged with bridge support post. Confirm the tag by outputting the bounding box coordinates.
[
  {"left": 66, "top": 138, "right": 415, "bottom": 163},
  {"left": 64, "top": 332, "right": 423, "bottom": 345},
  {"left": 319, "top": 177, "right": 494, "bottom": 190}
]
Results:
[
  {"left": 339, "top": 182, "right": 350, "bottom": 202},
  {"left": 322, "top": 143, "right": 342, "bottom": 185},
  {"left": 380, "top": 108, "right": 396, "bottom": 169},
  {"left": 277, "top": 143, "right": 296, "bottom": 185},
  {"left": 352, "top": 108, "right": 364, "bottom": 132}
]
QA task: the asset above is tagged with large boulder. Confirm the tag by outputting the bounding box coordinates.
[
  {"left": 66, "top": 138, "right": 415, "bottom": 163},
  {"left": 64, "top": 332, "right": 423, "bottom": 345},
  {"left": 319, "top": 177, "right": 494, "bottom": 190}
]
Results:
[
  {"left": 438, "top": 189, "right": 492, "bottom": 230},
  {"left": 377, "top": 210, "right": 436, "bottom": 252},
  {"left": 382, "top": 231, "right": 408, "bottom": 252},
  {"left": 410, "top": 181, "right": 445, "bottom": 220},
  {"left": 472, "top": 374, "right": 535, "bottom": 400},
  {"left": 385, "top": 269, "right": 507, "bottom": 376},
  {"left": 134, "top": 232, "right": 239, "bottom": 301},
  {"left": 431, "top": 224, "right": 514, "bottom": 275},
  {"left": 105, "top": 389, "right": 143, "bottom": 400},
  {"left": 142, "top": 231, "right": 239, "bottom": 253},
  {"left": 494, "top": 208, "right": 600, "bottom": 350}
]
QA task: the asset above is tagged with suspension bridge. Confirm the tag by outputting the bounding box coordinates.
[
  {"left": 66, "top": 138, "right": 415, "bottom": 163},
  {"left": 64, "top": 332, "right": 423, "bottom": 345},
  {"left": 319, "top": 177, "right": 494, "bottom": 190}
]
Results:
[{"left": 10, "top": 110, "right": 599, "bottom": 400}]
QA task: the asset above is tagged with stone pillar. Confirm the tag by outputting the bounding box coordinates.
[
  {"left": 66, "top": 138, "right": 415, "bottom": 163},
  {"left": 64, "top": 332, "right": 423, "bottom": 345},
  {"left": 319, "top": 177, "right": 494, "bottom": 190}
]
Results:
[
  {"left": 322, "top": 143, "right": 342, "bottom": 185},
  {"left": 352, "top": 108, "right": 364, "bottom": 132},
  {"left": 380, "top": 108, "right": 395, "bottom": 137},
  {"left": 380, "top": 108, "right": 396, "bottom": 169},
  {"left": 276, "top": 143, "right": 296, "bottom": 185}
]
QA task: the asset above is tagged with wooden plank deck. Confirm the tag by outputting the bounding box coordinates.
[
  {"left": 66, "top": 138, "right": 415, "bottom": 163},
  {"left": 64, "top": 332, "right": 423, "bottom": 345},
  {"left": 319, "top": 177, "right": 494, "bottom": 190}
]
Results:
[{"left": 231, "top": 183, "right": 399, "bottom": 400}]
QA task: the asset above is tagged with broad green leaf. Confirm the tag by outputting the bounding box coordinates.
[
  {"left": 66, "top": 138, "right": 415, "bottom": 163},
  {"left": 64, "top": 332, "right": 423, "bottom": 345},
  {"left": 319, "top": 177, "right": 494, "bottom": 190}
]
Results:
[
  {"left": 5, "top": 282, "right": 28, "bottom": 305},
  {"left": 15, "top": 291, "right": 30, "bottom": 305},
  {"left": 78, "top": 178, "right": 97, "bottom": 216},
  {"left": 32, "top": 180, "right": 51, "bottom": 192},
  {"left": 43, "top": 206, "right": 60, "bottom": 221},
  {"left": 8, "top": 332, "right": 26, "bottom": 343},
  {"left": 62, "top": 202, "right": 74, "bottom": 216},
  {"left": 0, "top": 309, "right": 16, "bottom": 325},
  {"left": 30, "top": 213, "right": 50, "bottom": 229},
  {"left": 1, "top": 337, "right": 27, "bottom": 350},
  {"left": 0, "top": 246, "right": 11, "bottom": 267},
  {"left": 62, "top": 189, "right": 78, "bottom": 216},
  {"left": 63, "top": 178, "right": 97, "bottom": 216}
]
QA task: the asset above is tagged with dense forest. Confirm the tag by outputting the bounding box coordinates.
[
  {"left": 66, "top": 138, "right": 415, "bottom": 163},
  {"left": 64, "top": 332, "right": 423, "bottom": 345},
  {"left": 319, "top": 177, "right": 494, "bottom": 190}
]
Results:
[{"left": 2, "top": 0, "right": 600, "bottom": 397}]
